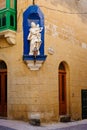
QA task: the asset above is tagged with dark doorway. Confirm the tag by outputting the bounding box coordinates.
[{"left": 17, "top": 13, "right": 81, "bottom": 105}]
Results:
[
  {"left": 0, "top": 60, "right": 7, "bottom": 117},
  {"left": 59, "top": 62, "right": 67, "bottom": 115},
  {"left": 81, "top": 90, "right": 87, "bottom": 119}
]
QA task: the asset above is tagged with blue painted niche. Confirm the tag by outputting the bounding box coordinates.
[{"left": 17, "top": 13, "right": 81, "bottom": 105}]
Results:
[{"left": 23, "top": 5, "right": 47, "bottom": 61}]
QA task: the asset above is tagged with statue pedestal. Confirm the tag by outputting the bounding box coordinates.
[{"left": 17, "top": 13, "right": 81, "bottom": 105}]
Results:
[{"left": 23, "top": 55, "right": 47, "bottom": 70}]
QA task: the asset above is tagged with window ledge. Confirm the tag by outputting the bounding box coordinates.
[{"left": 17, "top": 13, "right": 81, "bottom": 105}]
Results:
[{"left": 0, "top": 30, "right": 16, "bottom": 45}]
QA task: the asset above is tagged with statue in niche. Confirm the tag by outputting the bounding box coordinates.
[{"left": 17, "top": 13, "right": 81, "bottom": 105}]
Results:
[{"left": 27, "top": 22, "right": 43, "bottom": 55}]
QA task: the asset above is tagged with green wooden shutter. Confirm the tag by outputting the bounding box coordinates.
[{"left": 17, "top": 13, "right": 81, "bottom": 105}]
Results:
[{"left": 0, "top": 0, "right": 17, "bottom": 32}]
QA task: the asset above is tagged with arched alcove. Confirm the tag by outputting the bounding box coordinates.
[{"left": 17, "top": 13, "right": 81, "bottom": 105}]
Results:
[
  {"left": 58, "top": 61, "right": 70, "bottom": 116},
  {"left": 23, "top": 5, "right": 47, "bottom": 70}
]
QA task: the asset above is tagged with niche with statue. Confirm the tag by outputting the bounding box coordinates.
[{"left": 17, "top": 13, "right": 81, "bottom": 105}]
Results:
[{"left": 23, "top": 5, "right": 47, "bottom": 70}]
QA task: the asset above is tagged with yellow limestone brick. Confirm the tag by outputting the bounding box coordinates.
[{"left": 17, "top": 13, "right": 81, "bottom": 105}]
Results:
[{"left": 0, "top": 0, "right": 87, "bottom": 123}]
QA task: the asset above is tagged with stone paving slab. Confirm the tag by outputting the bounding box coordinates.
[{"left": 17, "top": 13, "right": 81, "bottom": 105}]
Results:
[
  {"left": 49, "top": 124, "right": 87, "bottom": 130},
  {"left": 0, "top": 126, "right": 16, "bottom": 130},
  {"left": 0, "top": 119, "right": 87, "bottom": 130}
]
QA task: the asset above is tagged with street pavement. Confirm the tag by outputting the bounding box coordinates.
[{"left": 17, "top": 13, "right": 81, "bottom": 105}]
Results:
[{"left": 0, "top": 119, "right": 87, "bottom": 130}]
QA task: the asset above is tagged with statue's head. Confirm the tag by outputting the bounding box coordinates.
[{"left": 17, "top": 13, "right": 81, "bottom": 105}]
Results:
[{"left": 31, "top": 22, "right": 36, "bottom": 28}]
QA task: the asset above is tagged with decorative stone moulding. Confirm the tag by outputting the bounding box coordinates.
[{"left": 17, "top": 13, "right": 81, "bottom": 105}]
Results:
[
  {"left": 26, "top": 60, "right": 43, "bottom": 71},
  {"left": 23, "top": 55, "right": 47, "bottom": 70},
  {"left": 23, "top": 5, "right": 47, "bottom": 70},
  {"left": 0, "top": 30, "right": 16, "bottom": 45}
]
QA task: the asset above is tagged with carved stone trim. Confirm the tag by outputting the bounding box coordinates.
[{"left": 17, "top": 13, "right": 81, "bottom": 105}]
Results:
[
  {"left": 0, "top": 30, "right": 16, "bottom": 45},
  {"left": 25, "top": 60, "right": 44, "bottom": 70}
]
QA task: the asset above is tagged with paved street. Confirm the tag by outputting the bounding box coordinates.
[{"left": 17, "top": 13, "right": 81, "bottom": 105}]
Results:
[
  {"left": 0, "top": 126, "right": 15, "bottom": 130},
  {"left": 0, "top": 119, "right": 87, "bottom": 130},
  {"left": 50, "top": 124, "right": 87, "bottom": 130}
]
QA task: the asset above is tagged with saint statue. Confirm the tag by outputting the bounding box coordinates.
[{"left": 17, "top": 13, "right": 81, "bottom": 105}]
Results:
[{"left": 27, "top": 22, "right": 43, "bottom": 55}]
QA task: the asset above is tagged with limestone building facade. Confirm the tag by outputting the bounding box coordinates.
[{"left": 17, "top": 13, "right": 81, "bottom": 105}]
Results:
[{"left": 0, "top": 0, "right": 87, "bottom": 123}]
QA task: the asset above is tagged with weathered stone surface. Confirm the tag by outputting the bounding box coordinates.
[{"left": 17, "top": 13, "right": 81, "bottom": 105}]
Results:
[{"left": 0, "top": 0, "right": 87, "bottom": 123}]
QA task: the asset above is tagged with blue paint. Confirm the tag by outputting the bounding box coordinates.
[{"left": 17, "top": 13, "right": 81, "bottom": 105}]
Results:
[
  {"left": 23, "top": 5, "right": 45, "bottom": 57},
  {"left": 23, "top": 55, "right": 47, "bottom": 61}
]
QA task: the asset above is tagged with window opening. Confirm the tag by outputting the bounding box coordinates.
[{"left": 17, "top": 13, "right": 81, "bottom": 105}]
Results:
[
  {"left": 0, "top": 17, "right": 1, "bottom": 27},
  {"left": 0, "top": 0, "right": 17, "bottom": 31},
  {"left": 10, "top": 15, "right": 14, "bottom": 26},
  {"left": 2, "top": 14, "right": 6, "bottom": 26}
]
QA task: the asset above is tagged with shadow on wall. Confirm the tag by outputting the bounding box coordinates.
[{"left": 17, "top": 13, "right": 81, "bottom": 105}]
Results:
[{"left": 45, "top": 0, "right": 87, "bottom": 23}]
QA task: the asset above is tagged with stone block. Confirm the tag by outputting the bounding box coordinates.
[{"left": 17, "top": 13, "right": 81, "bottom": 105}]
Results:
[
  {"left": 28, "top": 113, "right": 41, "bottom": 126},
  {"left": 60, "top": 115, "right": 71, "bottom": 122}
]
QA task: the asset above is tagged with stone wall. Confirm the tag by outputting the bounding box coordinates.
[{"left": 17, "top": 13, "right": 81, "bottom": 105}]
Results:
[{"left": 0, "top": 0, "right": 87, "bottom": 122}]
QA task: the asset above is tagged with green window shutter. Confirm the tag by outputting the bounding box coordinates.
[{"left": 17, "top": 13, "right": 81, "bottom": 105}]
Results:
[{"left": 0, "top": 0, "right": 17, "bottom": 32}]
